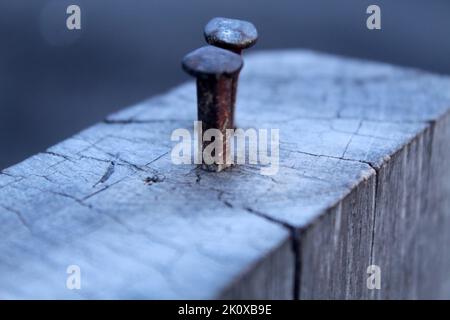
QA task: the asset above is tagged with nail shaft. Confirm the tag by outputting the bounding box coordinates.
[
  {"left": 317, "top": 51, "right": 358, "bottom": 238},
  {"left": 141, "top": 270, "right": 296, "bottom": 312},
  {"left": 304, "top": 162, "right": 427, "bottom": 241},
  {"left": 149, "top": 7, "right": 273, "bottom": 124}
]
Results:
[
  {"left": 204, "top": 17, "right": 258, "bottom": 128},
  {"left": 182, "top": 45, "right": 243, "bottom": 171}
]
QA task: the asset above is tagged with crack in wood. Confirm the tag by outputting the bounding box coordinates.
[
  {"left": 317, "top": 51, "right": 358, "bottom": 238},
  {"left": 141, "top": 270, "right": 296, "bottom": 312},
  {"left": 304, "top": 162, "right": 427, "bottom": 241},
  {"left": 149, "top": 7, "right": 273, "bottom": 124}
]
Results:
[{"left": 0, "top": 204, "right": 32, "bottom": 233}]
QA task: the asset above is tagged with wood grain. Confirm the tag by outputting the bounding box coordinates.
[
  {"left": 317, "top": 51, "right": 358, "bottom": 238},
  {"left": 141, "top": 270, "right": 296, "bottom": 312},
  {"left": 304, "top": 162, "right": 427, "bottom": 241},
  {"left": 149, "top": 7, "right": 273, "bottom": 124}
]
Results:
[{"left": 1, "top": 50, "right": 450, "bottom": 299}]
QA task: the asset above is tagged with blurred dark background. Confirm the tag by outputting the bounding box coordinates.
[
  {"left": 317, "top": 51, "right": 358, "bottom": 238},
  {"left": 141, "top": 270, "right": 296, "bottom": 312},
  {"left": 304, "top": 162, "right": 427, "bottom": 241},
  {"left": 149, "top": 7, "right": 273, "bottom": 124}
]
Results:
[{"left": 0, "top": 0, "right": 449, "bottom": 169}]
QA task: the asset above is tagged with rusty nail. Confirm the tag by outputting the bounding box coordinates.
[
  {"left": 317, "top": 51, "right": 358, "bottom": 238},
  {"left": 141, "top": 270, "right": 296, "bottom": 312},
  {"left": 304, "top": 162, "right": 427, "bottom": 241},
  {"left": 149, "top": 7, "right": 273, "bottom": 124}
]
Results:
[
  {"left": 204, "top": 17, "right": 258, "bottom": 128},
  {"left": 182, "top": 45, "right": 243, "bottom": 172}
]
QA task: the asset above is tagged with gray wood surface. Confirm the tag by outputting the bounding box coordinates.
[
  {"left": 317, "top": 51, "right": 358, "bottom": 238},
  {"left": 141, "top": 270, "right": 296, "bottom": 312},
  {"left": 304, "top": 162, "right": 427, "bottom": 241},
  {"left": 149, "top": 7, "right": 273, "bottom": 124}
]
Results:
[{"left": 1, "top": 50, "right": 450, "bottom": 299}]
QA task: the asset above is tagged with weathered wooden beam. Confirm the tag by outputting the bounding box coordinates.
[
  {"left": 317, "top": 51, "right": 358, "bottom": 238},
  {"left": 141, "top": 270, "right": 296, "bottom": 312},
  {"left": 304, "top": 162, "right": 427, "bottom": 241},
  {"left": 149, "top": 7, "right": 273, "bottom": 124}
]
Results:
[{"left": 1, "top": 50, "right": 450, "bottom": 299}]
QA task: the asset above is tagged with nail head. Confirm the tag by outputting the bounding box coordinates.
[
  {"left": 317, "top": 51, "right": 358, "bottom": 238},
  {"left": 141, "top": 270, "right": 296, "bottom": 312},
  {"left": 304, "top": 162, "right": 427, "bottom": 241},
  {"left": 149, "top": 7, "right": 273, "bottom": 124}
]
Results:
[
  {"left": 182, "top": 45, "right": 243, "bottom": 78},
  {"left": 204, "top": 17, "right": 258, "bottom": 51}
]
